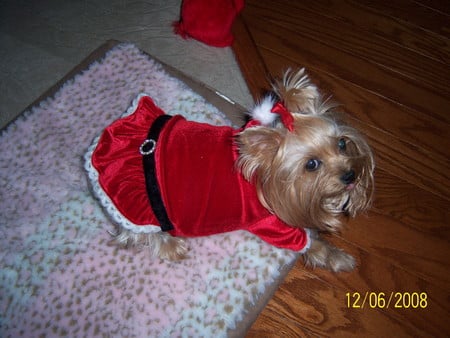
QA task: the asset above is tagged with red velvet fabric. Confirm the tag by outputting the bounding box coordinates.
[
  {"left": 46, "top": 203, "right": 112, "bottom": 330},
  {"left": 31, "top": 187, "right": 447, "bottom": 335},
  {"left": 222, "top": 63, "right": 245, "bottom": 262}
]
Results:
[
  {"left": 91, "top": 97, "right": 163, "bottom": 227},
  {"left": 173, "top": 0, "right": 245, "bottom": 47},
  {"left": 91, "top": 95, "right": 309, "bottom": 251}
]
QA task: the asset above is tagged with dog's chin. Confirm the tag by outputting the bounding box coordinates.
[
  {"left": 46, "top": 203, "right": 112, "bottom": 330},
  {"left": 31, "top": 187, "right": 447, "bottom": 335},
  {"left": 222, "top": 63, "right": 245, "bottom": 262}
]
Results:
[
  {"left": 317, "top": 193, "right": 350, "bottom": 230},
  {"left": 328, "top": 184, "right": 371, "bottom": 220},
  {"left": 317, "top": 180, "right": 370, "bottom": 230}
]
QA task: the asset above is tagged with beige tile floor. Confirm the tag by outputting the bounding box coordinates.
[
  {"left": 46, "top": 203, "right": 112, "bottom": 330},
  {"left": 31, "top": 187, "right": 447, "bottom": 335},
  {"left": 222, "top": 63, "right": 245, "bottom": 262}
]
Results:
[{"left": 0, "top": 0, "right": 253, "bottom": 129}]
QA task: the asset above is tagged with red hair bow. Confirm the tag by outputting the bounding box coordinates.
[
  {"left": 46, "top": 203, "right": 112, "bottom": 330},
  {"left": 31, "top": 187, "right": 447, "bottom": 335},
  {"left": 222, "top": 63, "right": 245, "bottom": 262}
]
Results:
[{"left": 271, "top": 102, "right": 294, "bottom": 132}]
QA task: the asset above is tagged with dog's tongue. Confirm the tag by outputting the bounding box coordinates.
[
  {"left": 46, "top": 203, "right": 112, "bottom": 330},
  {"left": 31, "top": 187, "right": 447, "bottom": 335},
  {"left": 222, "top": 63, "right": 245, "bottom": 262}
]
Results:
[{"left": 346, "top": 183, "right": 355, "bottom": 191}]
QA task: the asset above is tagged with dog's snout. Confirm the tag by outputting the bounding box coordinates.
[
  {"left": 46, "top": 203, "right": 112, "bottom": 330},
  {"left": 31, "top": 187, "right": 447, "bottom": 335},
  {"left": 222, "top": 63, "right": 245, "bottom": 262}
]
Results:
[{"left": 341, "top": 170, "right": 356, "bottom": 185}]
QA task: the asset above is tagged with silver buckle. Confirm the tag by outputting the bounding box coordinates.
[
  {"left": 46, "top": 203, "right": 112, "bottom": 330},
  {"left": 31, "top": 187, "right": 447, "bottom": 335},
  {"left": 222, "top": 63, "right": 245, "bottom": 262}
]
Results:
[{"left": 139, "top": 139, "right": 156, "bottom": 155}]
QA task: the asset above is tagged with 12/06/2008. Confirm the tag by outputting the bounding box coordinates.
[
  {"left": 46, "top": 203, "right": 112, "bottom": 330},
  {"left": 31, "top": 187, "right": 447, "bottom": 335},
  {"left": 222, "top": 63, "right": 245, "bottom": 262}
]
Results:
[{"left": 346, "top": 292, "right": 428, "bottom": 309}]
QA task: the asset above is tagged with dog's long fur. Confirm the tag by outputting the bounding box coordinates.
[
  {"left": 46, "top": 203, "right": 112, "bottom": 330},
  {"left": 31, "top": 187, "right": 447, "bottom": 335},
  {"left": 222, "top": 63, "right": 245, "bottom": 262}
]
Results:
[{"left": 112, "top": 68, "right": 375, "bottom": 272}]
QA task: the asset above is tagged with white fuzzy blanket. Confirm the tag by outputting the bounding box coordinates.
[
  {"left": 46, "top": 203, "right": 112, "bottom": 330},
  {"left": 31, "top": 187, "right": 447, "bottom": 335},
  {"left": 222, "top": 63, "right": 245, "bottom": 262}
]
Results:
[{"left": 0, "top": 43, "right": 298, "bottom": 337}]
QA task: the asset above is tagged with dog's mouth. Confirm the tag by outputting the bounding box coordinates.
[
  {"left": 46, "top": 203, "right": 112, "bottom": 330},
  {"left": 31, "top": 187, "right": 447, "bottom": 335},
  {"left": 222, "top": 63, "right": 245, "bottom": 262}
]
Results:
[
  {"left": 324, "top": 193, "right": 351, "bottom": 216},
  {"left": 341, "top": 195, "right": 351, "bottom": 214}
]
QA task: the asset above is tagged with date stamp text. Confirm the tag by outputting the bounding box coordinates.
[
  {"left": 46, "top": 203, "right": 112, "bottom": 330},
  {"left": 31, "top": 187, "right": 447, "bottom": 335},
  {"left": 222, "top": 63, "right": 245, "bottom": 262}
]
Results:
[{"left": 346, "top": 292, "right": 428, "bottom": 309}]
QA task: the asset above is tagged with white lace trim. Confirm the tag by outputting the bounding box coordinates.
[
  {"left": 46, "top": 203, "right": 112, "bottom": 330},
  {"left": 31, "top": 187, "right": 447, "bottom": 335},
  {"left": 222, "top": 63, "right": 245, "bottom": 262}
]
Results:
[{"left": 84, "top": 93, "right": 161, "bottom": 234}]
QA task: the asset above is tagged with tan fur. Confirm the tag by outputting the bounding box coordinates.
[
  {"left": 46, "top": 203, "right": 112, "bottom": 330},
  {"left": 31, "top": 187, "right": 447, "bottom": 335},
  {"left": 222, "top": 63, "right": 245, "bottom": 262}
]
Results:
[
  {"left": 303, "top": 231, "right": 356, "bottom": 272},
  {"left": 237, "top": 113, "right": 374, "bottom": 232},
  {"left": 272, "top": 68, "right": 319, "bottom": 113},
  {"left": 110, "top": 228, "right": 188, "bottom": 260}
]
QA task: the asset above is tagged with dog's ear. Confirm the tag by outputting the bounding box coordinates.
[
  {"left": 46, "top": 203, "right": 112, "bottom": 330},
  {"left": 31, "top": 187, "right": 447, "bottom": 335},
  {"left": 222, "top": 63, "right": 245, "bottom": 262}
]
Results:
[{"left": 237, "top": 127, "right": 282, "bottom": 180}]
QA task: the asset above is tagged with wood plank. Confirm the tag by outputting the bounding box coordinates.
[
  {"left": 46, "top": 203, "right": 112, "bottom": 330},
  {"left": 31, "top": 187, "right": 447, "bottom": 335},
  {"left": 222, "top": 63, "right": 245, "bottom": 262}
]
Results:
[
  {"left": 231, "top": 16, "right": 271, "bottom": 100},
  {"left": 247, "top": 309, "right": 320, "bottom": 337},
  {"left": 359, "top": 0, "right": 450, "bottom": 38},
  {"left": 251, "top": 263, "right": 441, "bottom": 337},
  {"left": 245, "top": 0, "right": 450, "bottom": 97},
  {"left": 242, "top": 11, "right": 450, "bottom": 124},
  {"left": 373, "top": 168, "right": 450, "bottom": 236},
  {"left": 249, "top": 231, "right": 450, "bottom": 336},
  {"left": 298, "top": 234, "right": 448, "bottom": 336},
  {"left": 418, "top": 0, "right": 450, "bottom": 15},
  {"left": 343, "top": 213, "right": 449, "bottom": 289},
  {"left": 348, "top": 116, "right": 449, "bottom": 201},
  {"left": 267, "top": 0, "right": 450, "bottom": 64}
]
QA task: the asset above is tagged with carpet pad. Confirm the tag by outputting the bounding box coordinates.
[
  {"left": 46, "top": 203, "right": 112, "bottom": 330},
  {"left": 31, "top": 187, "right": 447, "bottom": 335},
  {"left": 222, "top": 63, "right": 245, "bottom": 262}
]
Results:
[{"left": 0, "top": 43, "right": 298, "bottom": 337}]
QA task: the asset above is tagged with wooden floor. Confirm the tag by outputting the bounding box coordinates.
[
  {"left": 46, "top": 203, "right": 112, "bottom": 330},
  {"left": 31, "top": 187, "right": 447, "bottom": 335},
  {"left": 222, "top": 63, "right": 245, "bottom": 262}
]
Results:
[{"left": 231, "top": 1, "right": 449, "bottom": 336}]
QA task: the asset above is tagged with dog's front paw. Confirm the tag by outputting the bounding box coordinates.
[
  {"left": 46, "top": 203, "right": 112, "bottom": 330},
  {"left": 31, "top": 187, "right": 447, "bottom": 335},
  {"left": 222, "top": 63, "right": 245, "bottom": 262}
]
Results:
[
  {"left": 327, "top": 248, "right": 356, "bottom": 272},
  {"left": 303, "top": 238, "right": 356, "bottom": 272}
]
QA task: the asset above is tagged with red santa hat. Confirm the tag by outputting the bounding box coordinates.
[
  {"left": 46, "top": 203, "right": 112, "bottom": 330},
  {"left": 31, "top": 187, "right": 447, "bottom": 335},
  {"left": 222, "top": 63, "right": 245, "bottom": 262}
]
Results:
[{"left": 173, "top": 0, "right": 245, "bottom": 47}]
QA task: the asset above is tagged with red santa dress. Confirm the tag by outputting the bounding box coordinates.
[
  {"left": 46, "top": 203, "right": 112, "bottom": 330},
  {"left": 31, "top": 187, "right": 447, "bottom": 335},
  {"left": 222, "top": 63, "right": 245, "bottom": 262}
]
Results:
[{"left": 86, "top": 94, "right": 310, "bottom": 252}]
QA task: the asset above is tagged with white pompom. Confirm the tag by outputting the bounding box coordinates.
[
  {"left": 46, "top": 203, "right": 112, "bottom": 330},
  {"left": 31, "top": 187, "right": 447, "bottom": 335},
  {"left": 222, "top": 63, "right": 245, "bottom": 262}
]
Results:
[{"left": 250, "top": 96, "right": 277, "bottom": 125}]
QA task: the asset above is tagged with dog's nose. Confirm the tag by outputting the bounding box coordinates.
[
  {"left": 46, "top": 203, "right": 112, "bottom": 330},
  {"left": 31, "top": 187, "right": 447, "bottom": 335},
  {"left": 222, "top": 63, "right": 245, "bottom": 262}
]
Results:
[{"left": 341, "top": 170, "right": 356, "bottom": 185}]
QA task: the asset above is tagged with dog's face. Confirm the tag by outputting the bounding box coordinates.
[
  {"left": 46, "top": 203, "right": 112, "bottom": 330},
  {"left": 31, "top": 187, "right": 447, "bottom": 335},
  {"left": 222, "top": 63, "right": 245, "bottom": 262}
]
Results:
[{"left": 237, "top": 111, "right": 374, "bottom": 232}]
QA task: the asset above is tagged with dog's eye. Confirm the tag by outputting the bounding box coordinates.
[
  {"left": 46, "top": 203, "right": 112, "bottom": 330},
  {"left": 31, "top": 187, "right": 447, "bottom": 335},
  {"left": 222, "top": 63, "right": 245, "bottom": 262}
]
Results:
[
  {"left": 338, "top": 138, "right": 347, "bottom": 151},
  {"left": 305, "top": 159, "right": 322, "bottom": 171}
]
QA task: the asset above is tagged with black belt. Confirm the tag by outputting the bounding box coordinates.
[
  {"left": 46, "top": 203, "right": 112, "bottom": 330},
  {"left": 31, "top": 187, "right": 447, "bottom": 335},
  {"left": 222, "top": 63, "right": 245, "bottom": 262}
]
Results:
[{"left": 139, "top": 114, "right": 174, "bottom": 232}]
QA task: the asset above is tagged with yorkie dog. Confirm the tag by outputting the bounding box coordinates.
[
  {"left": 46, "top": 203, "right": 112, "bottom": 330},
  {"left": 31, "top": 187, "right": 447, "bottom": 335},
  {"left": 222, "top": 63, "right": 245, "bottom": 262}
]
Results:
[{"left": 86, "top": 68, "right": 374, "bottom": 272}]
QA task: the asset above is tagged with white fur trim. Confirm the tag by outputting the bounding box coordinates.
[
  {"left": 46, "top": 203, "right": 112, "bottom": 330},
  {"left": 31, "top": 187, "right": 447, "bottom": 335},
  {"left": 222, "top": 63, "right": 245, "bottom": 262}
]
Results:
[
  {"left": 299, "top": 228, "right": 312, "bottom": 254},
  {"left": 250, "top": 95, "right": 276, "bottom": 125}
]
